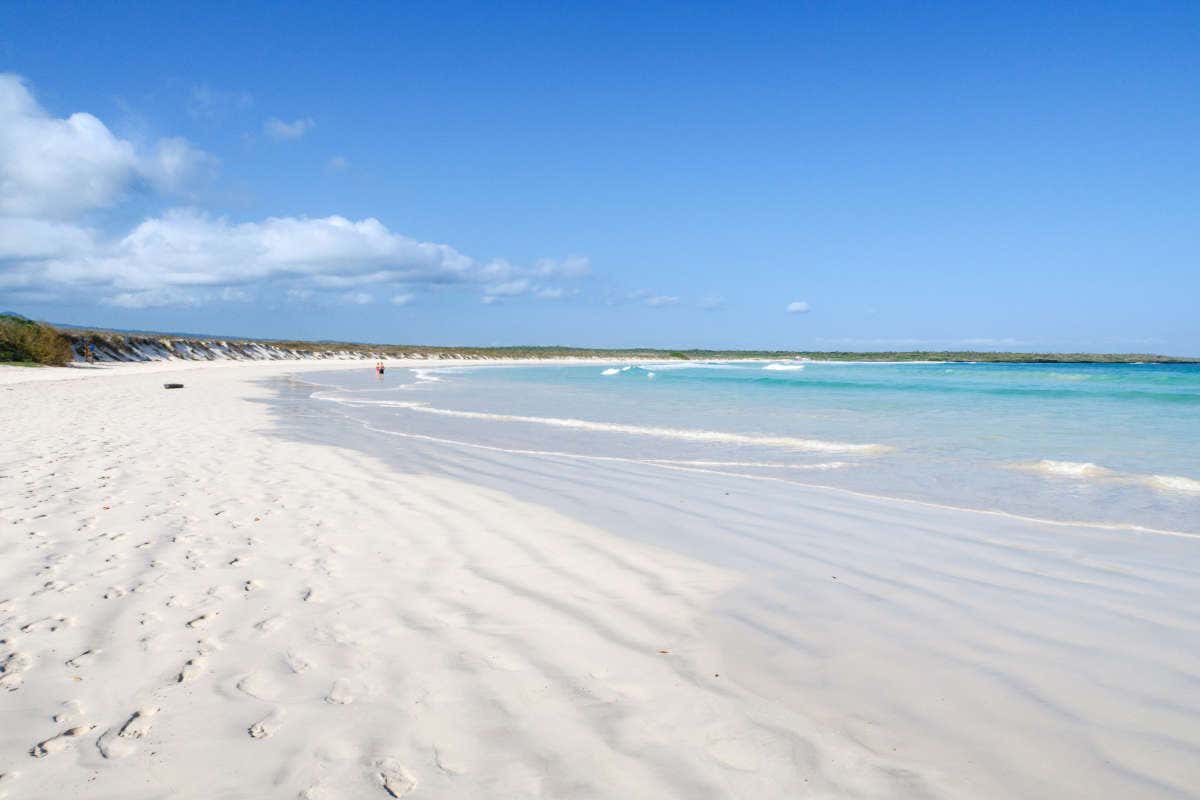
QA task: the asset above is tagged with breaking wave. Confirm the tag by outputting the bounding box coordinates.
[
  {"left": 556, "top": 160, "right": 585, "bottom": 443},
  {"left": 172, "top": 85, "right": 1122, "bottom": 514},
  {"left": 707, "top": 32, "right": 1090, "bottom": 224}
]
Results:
[{"left": 320, "top": 396, "right": 889, "bottom": 454}]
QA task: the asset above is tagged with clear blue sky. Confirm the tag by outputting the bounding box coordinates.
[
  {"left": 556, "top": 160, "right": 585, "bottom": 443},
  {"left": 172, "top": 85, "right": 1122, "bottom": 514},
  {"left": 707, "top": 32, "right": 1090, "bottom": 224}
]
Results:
[{"left": 2, "top": 1, "right": 1197, "bottom": 353}]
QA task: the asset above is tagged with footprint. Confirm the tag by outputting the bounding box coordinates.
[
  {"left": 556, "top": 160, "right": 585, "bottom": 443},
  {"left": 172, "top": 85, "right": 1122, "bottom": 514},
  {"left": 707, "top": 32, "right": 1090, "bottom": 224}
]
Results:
[
  {"left": 255, "top": 616, "right": 285, "bottom": 635},
  {"left": 237, "top": 671, "right": 282, "bottom": 701},
  {"left": 375, "top": 758, "right": 417, "bottom": 797},
  {"left": 186, "top": 612, "right": 218, "bottom": 629},
  {"left": 118, "top": 706, "right": 159, "bottom": 739},
  {"left": 248, "top": 708, "right": 285, "bottom": 739},
  {"left": 0, "top": 651, "right": 32, "bottom": 691},
  {"left": 433, "top": 745, "right": 466, "bottom": 776},
  {"left": 20, "top": 615, "right": 70, "bottom": 634},
  {"left": 243, "top": 580, "right": 263, "bottom": 592},
  {"left": 53, "top": 700, "right": 84, "bottom": 724},
  {"left": 98, "top": 706, "right": 159, "bottom": 758},
  {"left": 285, "top": 651, "right": 313, "bottom": 674},
  {"left": 66, "top": 649, "right": 100, "bottom": 669},
  {"left": 97, "top": 728, "right": 134, "bottom": 759},
  {"left": 177, "top": 656, "right": 207, "bottom": 683},
  {"left": 30, "top": 725, "right": 94, "bottom": 758},
  {"left": 325, "top": 679, "right": 355, "bottom": 705}
]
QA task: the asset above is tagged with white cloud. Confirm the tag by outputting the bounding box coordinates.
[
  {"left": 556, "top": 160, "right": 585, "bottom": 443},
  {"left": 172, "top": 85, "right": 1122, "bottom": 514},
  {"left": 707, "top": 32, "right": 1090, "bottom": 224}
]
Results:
[
  {"left": 534, "top": 255, "right": 590, "bottom": 278},
  {"left": 485, "top": 279, "right": 532, "bottom": 297},
  {"left": 142, "top": 136, "right": 219, "bottom": 193},
  {"left": 390, "top": 292, "right": 414, "bottom": 306},
  {"left": 0, "top": 217, "right": 96, "bottom": 262},
  {"left": 617, "top": 289, "right": 682, "bottom": 308},
  {"left": 645, "top": 294, "right": 680, "bottom": 307},
  {"left": 4, "top": 206, "right": 591, "bottom": 308},
  {"left": 264, "top": 117, "right": 314, "bottom": 140},
  {"left": 219, "top": 287, "right": 252, "bottom": 302},
  {"left": 1, "top": 74, "right": 138, "bottom": 218},
  {"left": 786, "top": 301, "right": 811, "bottom": 314},
  {"left": 104, "top": 287, "right": 203, "bottom": 309},
  {"left": 0, "top": 74, "right": 593, "bottom": 311},
  {"left": 0, "top": 73, "right": 214, "bottom": 218},
  {"left": 187, "top": 84, "right": 253, "bottom": 119}
]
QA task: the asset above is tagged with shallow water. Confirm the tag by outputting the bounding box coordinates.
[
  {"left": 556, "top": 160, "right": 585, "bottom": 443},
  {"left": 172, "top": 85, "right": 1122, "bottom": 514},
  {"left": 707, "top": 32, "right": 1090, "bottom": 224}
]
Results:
[
  {"left": 269, "top": 362, "right": 1200, "bottom": 799},
  {"left": 303, "top": 360, "right": 1200, "bottom": 534}
]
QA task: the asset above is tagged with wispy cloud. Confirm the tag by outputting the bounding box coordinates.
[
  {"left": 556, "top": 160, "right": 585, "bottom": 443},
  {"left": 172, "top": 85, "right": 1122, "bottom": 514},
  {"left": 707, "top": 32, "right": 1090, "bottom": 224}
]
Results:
[
  {"left": 699, "top": 294, "right": 725, "bottom": 310},
  {"left": 327, "top": 155, "right": 349, "bottom": 171},
  {"left": 187, "top": 84, "right": 253, "bottom": 120},
  {"left": 390, "top": 292, "right": 414, "bottom": 306},
  {"left": 786, "top": 300, "right": 811, "bottom": 314},
  {"left": 264, "top": 116, "right": 315, "bottom": 140},
  {"left": 617, "top": 289, "right": 681, "bottom": 308},
  {"left": 645, "top": 294, "right": 680, "bottom": 307}
]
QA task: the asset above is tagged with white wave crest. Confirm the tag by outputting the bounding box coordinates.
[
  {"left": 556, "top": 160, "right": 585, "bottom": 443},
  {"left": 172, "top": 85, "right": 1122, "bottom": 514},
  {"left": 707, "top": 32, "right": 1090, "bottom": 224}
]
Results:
[
  {"left": 1019, "top": 460, "right": 1113, "bottom": 478},
  {"left": 324, "top": 397, "right": 889, "bottom": 453},
  {"left": 1014, "top": 460, "right": 1200, "bottom": 495},
  {"left": 601, "top": 367, "right": 621, "bottom": 375},
  {"left": 763, "top": 363, "right": 806, "bottom": 371},
  {"left": 1145, "top": 475, "right": 1200, "bottom": 494},
  {"left": 648, "top": 459, "right": 851, "bottom": 470}
]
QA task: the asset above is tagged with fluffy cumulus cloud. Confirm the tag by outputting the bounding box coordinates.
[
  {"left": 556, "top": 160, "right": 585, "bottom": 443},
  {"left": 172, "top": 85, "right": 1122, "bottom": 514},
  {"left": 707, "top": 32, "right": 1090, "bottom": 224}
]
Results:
[
  {"left": 0, "top": 74, "right": 592, "bottom": 309},
  {"left": 0, "top": 75, "right": 214, "bottom": 219},
  {"left": 786, "top": 300, "right": 811, "bottom": 314}
]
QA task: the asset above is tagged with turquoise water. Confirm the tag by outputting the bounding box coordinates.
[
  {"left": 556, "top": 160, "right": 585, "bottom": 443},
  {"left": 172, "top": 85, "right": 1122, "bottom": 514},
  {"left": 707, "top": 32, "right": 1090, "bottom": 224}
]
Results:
[{"left": 309, "top": 360, "right": 1200, "bottom": 534}]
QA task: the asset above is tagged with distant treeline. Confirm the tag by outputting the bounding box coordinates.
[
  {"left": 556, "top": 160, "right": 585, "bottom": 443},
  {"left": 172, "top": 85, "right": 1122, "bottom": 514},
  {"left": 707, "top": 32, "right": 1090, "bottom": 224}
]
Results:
[{"left": 44, "top": 322, "right": 1196, "bottom": 364}]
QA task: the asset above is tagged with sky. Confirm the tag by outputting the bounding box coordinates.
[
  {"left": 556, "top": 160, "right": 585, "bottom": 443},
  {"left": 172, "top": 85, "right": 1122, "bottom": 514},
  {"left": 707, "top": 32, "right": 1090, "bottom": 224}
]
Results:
[{"left": 1, "top": 1, "right": 1197, "bottom": 353}]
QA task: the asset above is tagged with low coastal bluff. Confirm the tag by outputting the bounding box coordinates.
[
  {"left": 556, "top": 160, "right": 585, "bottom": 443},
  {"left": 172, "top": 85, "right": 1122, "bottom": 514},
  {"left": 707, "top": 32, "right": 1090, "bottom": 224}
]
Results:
[
  {"left": 4, "top": 315, "right": 1190, "bottom": 365},
  {"left": 65, "top": 331, "right": 472, "bottom": 363}
]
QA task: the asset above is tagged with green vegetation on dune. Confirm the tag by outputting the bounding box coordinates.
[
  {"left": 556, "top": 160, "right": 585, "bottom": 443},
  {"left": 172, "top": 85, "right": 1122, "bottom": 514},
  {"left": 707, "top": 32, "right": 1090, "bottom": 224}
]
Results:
[{"left": 0, "top": 313, "right": 74, "bottom": 366}]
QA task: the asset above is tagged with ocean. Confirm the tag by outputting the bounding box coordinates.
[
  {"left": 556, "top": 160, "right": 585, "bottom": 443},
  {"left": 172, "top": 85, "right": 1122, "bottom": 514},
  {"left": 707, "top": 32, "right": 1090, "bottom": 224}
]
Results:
[{"left": 300, "top": 360, "right": 1199, "bottom": 536}]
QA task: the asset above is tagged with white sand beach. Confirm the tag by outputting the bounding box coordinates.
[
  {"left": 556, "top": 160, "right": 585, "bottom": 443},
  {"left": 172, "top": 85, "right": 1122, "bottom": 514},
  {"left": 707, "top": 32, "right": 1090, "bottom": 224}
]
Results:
[{"left": 2, "top": 361, "right": 1198, "bottom": 799}]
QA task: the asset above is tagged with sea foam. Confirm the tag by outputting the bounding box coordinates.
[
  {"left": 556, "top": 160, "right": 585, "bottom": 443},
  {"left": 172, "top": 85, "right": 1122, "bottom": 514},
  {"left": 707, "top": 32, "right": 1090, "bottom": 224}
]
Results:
[
  {"left": 326, "top": 398, "right": 889, "bottom": 453},
  {"left": 763, "top": 363, "right": 806, "bottom": 371},
  {"left": 1015, "top": 460, "right": 1200, "bottom": 494},
  {"left": 1020, "top": 460, "right": 1113, "bottom": 478}
]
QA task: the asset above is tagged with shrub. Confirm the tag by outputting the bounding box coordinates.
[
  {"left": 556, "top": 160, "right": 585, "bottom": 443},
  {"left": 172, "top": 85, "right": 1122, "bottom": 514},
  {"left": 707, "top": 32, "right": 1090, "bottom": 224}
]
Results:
[{"left": 0, "top": 315, "right": 74, "bottom": 365}]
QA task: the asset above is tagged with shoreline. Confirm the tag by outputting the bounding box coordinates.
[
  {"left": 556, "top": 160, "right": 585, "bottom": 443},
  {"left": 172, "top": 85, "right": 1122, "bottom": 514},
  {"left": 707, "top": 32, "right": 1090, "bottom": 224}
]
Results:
[{"left": 3, "top": 361, "right": 1198, "bottom": 798}]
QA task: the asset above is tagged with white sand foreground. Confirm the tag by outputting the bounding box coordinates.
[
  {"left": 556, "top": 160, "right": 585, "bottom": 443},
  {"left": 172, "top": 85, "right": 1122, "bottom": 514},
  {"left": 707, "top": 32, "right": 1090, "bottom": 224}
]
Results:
[{"left": 1, "top": 361, "right": 918, "bottom": 799}]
